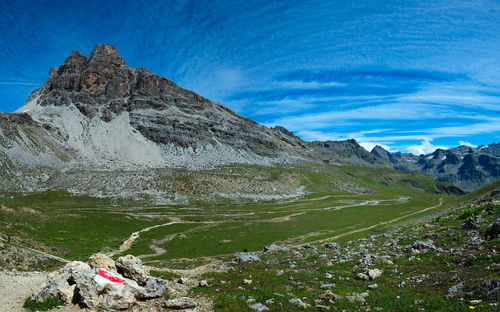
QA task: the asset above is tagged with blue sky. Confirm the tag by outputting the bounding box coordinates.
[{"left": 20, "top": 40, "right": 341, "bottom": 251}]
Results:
[{"left": 1, "top": 0, "right": 500, "bottom": 154}]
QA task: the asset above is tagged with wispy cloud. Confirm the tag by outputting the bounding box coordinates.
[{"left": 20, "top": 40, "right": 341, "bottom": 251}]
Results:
[
  {"left": 0, "top": 81, "right": 41, "bottom": 86},
  {"left": 459, "top": 141, "right": 477, "bottom": 148},
  {"left": 407, "top": 140, "right": 448, "bottom": 155},
  {"left": 275, "top": 68, "right": 467, "bottom": 84}
]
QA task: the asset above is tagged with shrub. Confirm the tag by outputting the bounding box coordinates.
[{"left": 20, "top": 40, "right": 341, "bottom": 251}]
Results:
[
  {"left": 23, "top": 296, "right": 64, "bottom": 311},
  {"left": 457, "top": 208, "right": 478, "bottom": 220}
]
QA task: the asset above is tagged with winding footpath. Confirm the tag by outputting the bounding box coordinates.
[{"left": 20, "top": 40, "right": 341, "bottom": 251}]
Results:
[
  {"left": 106, "top": 220, "right": 197, "bottom": 257},
  {"left": 302, "top": 197, "right": 444, "bottom": 246}
]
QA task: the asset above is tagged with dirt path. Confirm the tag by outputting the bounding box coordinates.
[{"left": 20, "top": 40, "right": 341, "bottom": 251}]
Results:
[
  {"left": 107, "top": 219, "right": 200, "bottom": 257},
  {"left": 301, "top": 197, "right": 444, "bottom": 246},
  {"left": 146, "top": 258, "right": 229, "bottom": 278},
  {"left": 0, "top": 271, "right": 47, "bottom": 312}
]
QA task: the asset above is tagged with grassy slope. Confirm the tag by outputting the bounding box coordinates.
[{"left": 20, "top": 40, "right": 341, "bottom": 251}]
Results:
[{"left": 191, "top": 182, "right": 500, "bottom": 312}]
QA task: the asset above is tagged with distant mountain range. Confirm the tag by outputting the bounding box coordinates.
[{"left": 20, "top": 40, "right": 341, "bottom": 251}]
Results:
[
  {"left": 0, "top": 44, "right": 493, "bottom": 199},
  {"left": 371, "top": 144, "right": 500, "bottom": 192}
]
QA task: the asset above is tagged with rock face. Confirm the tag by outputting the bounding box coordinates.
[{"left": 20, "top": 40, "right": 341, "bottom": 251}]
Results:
[
  {"left": 371, "top": 144, "right": 500, "bottom": 192},
  {"left": 307, "top": 139, "right": 388, "bottom": 167},
  {"left": 9, "top": 44, "right": 312, "bottom": 168}
]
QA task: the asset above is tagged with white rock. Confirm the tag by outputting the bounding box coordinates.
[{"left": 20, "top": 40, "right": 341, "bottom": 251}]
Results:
[
  {"left": 115, "top": 254, "right": 150, "bottom": 285},
  {"left": 77, "top": 269, "right": 141, "bottom": 310},
  {"left": 249, "top": 302, "right": 270, "bottom": 311},
  {"left": 59, "top": 284, "right": 76, "bottom": 303},
  {"left": 88, "top": 253, "right": 117, "bottom": 271},
  {"left": 368, "top": 269, "right": 383, "bottom": 280}
]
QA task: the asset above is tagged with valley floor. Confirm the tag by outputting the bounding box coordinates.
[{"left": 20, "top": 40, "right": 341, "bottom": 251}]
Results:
[{"left": 0, "top": 181, "right": 498, "bottom": 311}]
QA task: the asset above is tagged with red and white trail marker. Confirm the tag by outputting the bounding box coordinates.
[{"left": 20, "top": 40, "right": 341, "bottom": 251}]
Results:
[{"left": 96, "top": 269, "right": 125, "bottom": 284}]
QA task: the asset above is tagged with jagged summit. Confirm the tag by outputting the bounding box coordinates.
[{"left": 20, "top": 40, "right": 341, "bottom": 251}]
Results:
[
  {"left": 8, "top": 44, "right": 315, "bottom": 176},
  {"left": 370, "top": 143, "right": 500, "bottom": 191}
]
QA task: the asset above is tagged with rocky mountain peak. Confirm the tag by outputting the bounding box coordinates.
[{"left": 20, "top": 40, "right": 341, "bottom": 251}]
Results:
[
  {"left": 88, "top": 44, "right": 125, "bottom": 67},
  {"left": 371, "top": 145, "right": 387, "bottom": 154}
]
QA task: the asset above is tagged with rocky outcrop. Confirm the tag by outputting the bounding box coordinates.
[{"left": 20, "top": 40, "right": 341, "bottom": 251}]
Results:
[{"left": 30, "top": 254, "right": 168, "bottom": 310}]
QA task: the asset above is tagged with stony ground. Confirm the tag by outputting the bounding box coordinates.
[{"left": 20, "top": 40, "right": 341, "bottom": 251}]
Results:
[
  {"left": 189, "top": 188, "right": 500, "bottom": 311},
  {"left": 0, "top": 271, "right": 48, "bottom": 312}
]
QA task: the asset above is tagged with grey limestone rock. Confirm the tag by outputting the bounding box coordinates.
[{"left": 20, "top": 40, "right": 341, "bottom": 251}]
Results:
[
  {"left": 234, "top": 252, "right": 262, "bottom": 263},
  {"left": 446, "top": 282, "right": 464, "bottom": 299},
  {"left": 115, "top": 254, "right": 150, "bottom": 285},
  {"left": 249, "top": 302, "right": 270, "bottom": 311},
  {"left": 87, "top": 253, "right": 117, "bottom": 271},
  {"left": 264, "top": 243, "right": 289, "bottom": 253}
]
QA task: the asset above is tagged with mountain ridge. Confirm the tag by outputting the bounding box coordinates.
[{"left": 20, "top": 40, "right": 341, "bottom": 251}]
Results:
[
  {"left": 0, "top": 44, "right": 474, "bottom": 199},
  {"left": 370, "top": 143, "right": 500, "bottom": 192}
]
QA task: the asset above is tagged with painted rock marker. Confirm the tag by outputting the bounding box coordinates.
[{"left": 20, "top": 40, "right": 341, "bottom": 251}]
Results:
[{"left": 96, "top": 269, "right": 125, "bottom": 284}]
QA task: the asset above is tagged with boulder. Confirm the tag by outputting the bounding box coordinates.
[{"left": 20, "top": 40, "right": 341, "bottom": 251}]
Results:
[
  {"left": 32, "top": 272, "right": 69, "bottom": 302},
  {"left": 163, "top": 297, "right": 197, "bottom": 309},
  {"left": 139, "top": 277, "right": 167, "bottom": 299},
  {"left": 115, "top": 254, "right": 150, "bottom": 285},
  {"left": 405, "top": 241, "right": 438, "bottom": 253},
  {"left": 60, "top": 261, "right": 92, "bottom": 284},
  {"left": 477, "top": 278, "right": 500, "bottom": 299},
  {"left": 367, "top": 269, "right": 383, "bottom": 280},
  {"left": 177, "top": 277, "right": 188, "bottom": 284},
  {"left": 462, "top": 217, "right": 478, "bottom": 230},
  {"left": 32, "top": 261, "right": 91, "bottom": 302},
  {"left": 77, "top": 269, "right": 141, "bottom": 310},
  {"left": 88, "top": 253, "right": 117, "bottom": 271},
  {"left": 484, "top": 218, "right": 500, "bottom": 240},
  {"left": 346, "top": 292, "right": 368, "bottom": 303},
  {"left": 289, "top": 297, "right": 308, "bottom": 308},
  {"left": 59, "top": 284, "right": 76, "bottom": 304},
  {"left": 264, "top": 243, "right": 289, "bottom": 253},
  {"left": 445, "top": 282, "right": 464, "bottom": 299},
  {"left": 322, "top": 242, "right": 340, "bottom": 249},
  {"left": 249, "top": 302, "right": 270, "bottom": 311},
  {"left": 234, "top": 252, "right": 261, "bottom": 263},
  {"left": 320, "top": 283, "right": 335, "bottom": 289},
  {"left": 355, "top": 273, "right": 369, "bottom": 281}
]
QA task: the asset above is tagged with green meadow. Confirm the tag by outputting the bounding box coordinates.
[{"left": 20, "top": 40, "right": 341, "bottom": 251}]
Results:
[{"left": 0, "top": 164, "right": 468, "bottom": 267}]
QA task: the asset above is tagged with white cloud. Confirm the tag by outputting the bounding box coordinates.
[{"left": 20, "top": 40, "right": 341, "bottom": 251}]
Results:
[
  {"left": 270, "top": 103, "right": 465, "bottom": 130},
  {"left": 296, "top": 130, "right": 339, "bottom": 141},
  {"left": 358, "top": 142, "right": 392, "bottom": 152},
  {"left": 407, "top": 140, "right": 448, "bottom": 155},
  {"left": 459, "top": 141, "right": 477, "bottom": 148}
]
